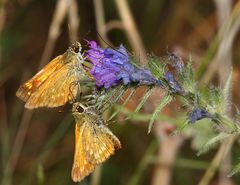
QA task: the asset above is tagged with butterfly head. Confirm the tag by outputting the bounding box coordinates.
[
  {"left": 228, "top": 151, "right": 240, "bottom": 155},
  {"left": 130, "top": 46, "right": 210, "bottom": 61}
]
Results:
[
  {"left": 69, "top": 41, "right": 82, "bottom": 54},
  {"left": 72, "top": 102, "right": 103, "bottom": 123},
  {"left": 72, "top": 102, "right": 86, "bottom": 114}
]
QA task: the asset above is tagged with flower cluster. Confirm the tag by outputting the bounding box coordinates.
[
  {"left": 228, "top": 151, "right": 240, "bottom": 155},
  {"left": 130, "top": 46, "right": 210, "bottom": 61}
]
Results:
[
  {"left": 189, "top": 108, "right": 211, "bottom": 123},
  {"left": 85, "top": 41, "right": 161, "bottom": 89}
]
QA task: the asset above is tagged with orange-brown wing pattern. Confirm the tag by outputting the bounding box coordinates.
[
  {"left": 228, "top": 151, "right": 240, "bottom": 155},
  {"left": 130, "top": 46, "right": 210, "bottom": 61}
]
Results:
[
  {"left": 24, "top": 64, "right": 82, "bottom": 109},
  {"left": 16, "top": 55, "right": 64, "bottom": 102},
  {"left": 71, "top": 104, "right": 121, "bottom": 182},
  {"left": 71, "top": 122, "right": 95, "bottom": 182},
  {"left": 82, "top": 119, "right": 121, "bottom": 164},
  {"left": 16, "top": 41, "right": 89, "bottom": 109}
]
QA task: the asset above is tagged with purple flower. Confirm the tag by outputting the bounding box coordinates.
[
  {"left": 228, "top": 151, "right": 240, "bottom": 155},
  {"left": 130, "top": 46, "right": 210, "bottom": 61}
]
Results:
[
  {"left": 189, "top": 108, "right": 211, "bottom": 123},
  {"left": 168, "top": 53, "right": 184, "bottom": 74},
  {"left": 85, "top": 41, "right": 160, "bottom": 88},
  {"left": 164, "top": 72, "right": 184, "bottom": 94}
]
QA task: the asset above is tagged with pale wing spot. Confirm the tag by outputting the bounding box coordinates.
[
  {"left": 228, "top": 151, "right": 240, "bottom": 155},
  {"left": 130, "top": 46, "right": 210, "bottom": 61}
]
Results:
[
  {"left": 26, "top": 83, "right": 33, "bottom": 88},
  {"left": 94, "top": 153, "right": 99, "bottom": 159}
]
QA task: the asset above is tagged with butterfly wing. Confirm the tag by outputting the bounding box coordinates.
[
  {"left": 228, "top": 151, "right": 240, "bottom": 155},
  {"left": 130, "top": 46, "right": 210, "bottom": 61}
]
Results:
[
  {"left": 16, "top": 55, "right": 64, "bottom": 102},
  {"left": 16, "top": 52, "right": 86, "bottom": 109},
  {"left": 71, "top": 119, "right": 95, "bottom": 182},
  {"left": 71, "top": 110, "right": 121, "bottom": 182},
  {"left": 24, "top": 64, "right": 82, "bottom": 108},
  {"left": 82, "top": 116, "right": 121, "bottom": 164}
]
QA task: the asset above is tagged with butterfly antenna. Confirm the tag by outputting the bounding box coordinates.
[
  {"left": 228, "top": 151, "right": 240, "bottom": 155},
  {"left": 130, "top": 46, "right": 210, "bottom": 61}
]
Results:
[
  {"left": 86, "top": 29, "right": 127, "bottom": 58},
  {"left": 79, "top": 30, "right": 92, "bottom": 43},
  {"left": 95, "top": 30, "right": 112, "bottom": 48}
]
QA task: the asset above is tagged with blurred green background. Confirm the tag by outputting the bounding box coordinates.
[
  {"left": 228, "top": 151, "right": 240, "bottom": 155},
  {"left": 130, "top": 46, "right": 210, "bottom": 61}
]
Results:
[{"left": 1, "top": 0, "right": 240, "bottom": 185}]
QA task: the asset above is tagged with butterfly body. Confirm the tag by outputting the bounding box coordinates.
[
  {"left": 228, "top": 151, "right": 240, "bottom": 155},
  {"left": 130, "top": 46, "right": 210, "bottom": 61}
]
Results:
[
  {"left": 16, "top": 42, "right": 89, "bottom": 109},
  {"left": 71, "top": 102, "right": 121, "bottom": 182}
]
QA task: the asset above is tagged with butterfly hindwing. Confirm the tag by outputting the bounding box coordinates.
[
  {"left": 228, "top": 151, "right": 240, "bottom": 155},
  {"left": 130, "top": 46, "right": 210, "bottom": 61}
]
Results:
[
  {"left": 71, "top": 103, "right": 121, "bottom": 182},
  {"left": 71, "top": 122, "right": 95, "bottom": 182},
  {"left": 82, "top": 117, "right": 121, "bottom": 164}
]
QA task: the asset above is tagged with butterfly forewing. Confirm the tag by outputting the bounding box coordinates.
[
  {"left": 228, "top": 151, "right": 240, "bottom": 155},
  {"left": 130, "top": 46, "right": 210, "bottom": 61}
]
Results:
[
  {"left": 24, "top": 62, "right": 81, "bottom": 108},
  {"left": 82, "top": 119, "right": 121, "bottom": 164},
  {"left": 16, "top": 55, "right": 64, "bottom": 102},
  {"left": 16, "top": 42, "right": 88, "bottom": 109}
]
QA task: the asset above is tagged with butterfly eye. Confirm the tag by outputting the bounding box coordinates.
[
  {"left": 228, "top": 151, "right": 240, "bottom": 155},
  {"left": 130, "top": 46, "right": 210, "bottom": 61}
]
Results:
[
  {"left": 76, "top": 105, "right": 84, "bottom": 113},
  {"left": 73, "top": 46, "right": 79, "bottom": 53},
  {"left": 70, "top": 42, "right": 81, "bottom": 53}
]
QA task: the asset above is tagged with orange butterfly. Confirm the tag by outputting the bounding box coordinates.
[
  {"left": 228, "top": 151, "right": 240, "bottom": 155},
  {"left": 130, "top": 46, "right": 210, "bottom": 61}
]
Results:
[
  {"left": 71, "top": 102, "right": 121, "bottom": 182},
  {"left": 16, "top": 41, "right": 90, "bottom": 109}
]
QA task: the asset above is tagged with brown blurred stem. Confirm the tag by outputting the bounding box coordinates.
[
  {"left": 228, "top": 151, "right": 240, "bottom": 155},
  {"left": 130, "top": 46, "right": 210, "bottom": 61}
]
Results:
[
  {"left": 215, "top": 1, "right": 234, "bottom": 185},
  {"left": 39, "top": 0, "right": 71, "bottom": 68},
  {"left": 152, "top": 122, "right": 184, "bottom": 185},
  {"left": 198, "top": 135, "right": 236, "bottom": 185},
  {"left": 199, "top": 1, "right": 240, "bottom": 85},
  {"left": 93, "top": 0, "right": 110, "bottom": 47},
  {"left": 68, "top": 0, "right": 80, "bottom": 42},
  {"left": 105, "top": 20, "right": 124, "bottom": 33}
]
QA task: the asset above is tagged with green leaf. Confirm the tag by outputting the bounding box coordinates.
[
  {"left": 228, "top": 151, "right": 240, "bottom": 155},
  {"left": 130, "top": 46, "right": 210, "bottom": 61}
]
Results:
[
  {"left": 97, "top": 85, "right": 126, "bottom": 111},
  {"left": 108, "top": 89, "right": 136, "bottom": 121},
  {"left": 228, "top": 162, "right": 240, "bottom": 177},
  {"left": 197, "top": 132, "right": 230, "bottom": 156},
  {"left": 208, "top": 87, "right": 223, "bottom": 114},
  {"left": 190, "top": 120, "right": 216, "bottom": 151},
  {"left": 148, "top": 55, "right": 166, "bottom": 79},
  {"left": 180, "top": 59, "right": 196, "bottom": 92},
  {"left": 134, "top": 87, "right": 154, "bottom": 113},
  {"left": 148, "top": 94, "right": 173, "bottom": 134},
  {"left": 222, "top": 71, "right": 232, "bottom": 112},
  {"left": 171, "top": 119, "right": 189, "bottom": 136}
]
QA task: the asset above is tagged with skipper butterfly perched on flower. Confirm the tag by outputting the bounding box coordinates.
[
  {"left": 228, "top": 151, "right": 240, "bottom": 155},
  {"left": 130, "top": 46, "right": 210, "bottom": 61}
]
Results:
[
  {"left": 16, "top": 41, "right": 90, "bottom": 109},
  {"left": 71, "top": 102, "right": 121, "bottom": 182}
]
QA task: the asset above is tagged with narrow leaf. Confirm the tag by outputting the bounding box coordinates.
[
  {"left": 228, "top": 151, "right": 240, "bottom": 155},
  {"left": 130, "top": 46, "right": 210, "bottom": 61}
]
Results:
[
  {"left": 108, "top": 89, "right": 136, "bottom": 121},
  {"left": 223, "top": 71, "right": 232, "bottom": 101},
  {"left": 148, "top": 94, "right": 173, "bottom": 134},
  {"left": 197, "top": 132, "right": 230, "bottom": 156},
  {"left": 134, "top": 87, "right": 154, "bottom": 113},
  {"left": 222, "top": 71, "right": 232, "bottom": 112},
  {"left": 148, "top": 56, "right": 165, "bottom": 79},
  {"left": 171, "top": 119, "right": 189, "bottom": 136},
  {"left": 228, "top": 162, "right": 240, "bottom": 177}
]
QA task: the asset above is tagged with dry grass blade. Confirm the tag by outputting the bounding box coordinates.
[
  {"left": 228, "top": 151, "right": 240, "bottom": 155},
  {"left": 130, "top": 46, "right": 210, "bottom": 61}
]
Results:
[
  {"left": 115, "top": 0, "right": 147, "bottom": 64},
  {"left": 68, "top": 0, "right": 80, "bottom": 42},
  {"left": 39, "top": 0, "right": 72, "bottom": 68},
  {"left": 199, "top": 1, "right": 240, "bottom": 86},
  {"left": 93, "top": 0, "right": 110, "bottom": 47}
]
